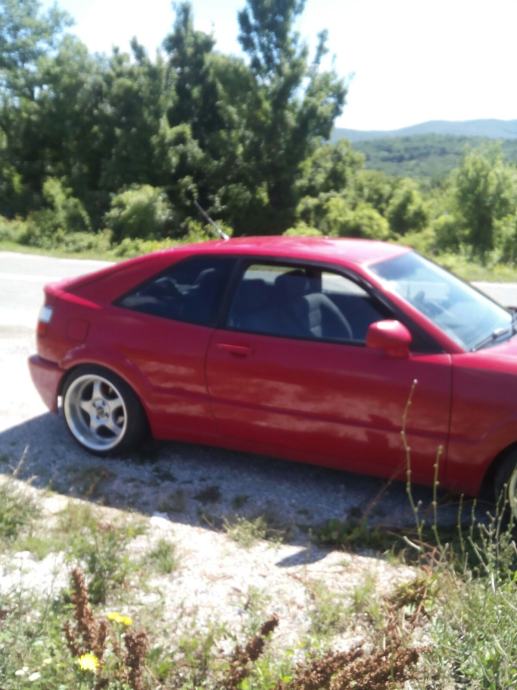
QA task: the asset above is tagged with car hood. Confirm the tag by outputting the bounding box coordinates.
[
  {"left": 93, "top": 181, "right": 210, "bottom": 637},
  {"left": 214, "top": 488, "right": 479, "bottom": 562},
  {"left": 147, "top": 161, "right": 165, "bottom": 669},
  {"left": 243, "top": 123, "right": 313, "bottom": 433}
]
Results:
[{"left": 456, "top": 332, "right": 517, "bottom": 373}]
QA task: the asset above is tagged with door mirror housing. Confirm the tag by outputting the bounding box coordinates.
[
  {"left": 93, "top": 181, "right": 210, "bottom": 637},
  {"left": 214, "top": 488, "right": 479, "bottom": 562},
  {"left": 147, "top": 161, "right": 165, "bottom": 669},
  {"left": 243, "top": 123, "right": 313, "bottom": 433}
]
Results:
[{"left": 366, "top": 320, "right": 412, "bottom": 358}]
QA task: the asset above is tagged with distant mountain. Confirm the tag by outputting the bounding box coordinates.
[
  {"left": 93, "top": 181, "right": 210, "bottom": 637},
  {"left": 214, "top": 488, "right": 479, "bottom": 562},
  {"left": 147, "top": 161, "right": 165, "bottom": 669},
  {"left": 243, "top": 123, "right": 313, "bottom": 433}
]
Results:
[
  {"left": 333, "top": 119, "right": 517, "bottom": 143},
  {"left": 338, "top": 133, "right": 517, "bottom": 180}
]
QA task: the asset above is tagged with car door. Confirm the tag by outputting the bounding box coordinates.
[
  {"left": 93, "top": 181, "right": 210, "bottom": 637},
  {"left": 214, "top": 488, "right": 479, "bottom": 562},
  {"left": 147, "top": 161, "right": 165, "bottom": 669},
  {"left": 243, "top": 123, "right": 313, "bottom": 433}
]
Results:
[
  {"left": 105, "top": 255, "right": 236, "bottom": 441},
  {"left": 205, "top": 260, "right": 452, "bottom": 485}
]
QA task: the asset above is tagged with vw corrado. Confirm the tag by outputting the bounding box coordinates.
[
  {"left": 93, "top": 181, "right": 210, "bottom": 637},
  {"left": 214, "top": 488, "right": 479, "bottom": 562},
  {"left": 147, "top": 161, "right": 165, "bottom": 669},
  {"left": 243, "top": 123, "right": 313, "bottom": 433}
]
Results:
[{"left": 29, "top": 237, "right": 517, "bottom": 518}]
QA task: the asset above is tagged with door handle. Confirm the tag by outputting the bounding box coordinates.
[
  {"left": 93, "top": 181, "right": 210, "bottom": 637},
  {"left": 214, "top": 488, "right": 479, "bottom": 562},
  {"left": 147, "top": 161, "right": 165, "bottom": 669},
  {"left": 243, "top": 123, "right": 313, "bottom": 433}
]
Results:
[{"left": 216, "top": 343, "right": 252, "bottom": 357}]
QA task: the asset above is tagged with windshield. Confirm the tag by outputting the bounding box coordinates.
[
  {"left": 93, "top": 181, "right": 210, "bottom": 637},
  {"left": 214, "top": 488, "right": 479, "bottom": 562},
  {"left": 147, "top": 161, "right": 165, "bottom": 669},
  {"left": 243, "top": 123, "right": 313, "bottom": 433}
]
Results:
[{"left": 369, "top": 252, "right": 512, "bottom": 350}]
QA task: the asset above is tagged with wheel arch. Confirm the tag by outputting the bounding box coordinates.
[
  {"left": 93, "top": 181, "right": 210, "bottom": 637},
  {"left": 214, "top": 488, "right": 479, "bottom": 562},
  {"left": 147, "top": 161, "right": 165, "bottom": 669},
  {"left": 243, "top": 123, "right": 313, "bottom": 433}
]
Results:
[
  {"left": 58, "top": 361, "right": 151, "bottom": 434},
  {"left": 479, "top": 442, "right": 517, "bottom": 499}
]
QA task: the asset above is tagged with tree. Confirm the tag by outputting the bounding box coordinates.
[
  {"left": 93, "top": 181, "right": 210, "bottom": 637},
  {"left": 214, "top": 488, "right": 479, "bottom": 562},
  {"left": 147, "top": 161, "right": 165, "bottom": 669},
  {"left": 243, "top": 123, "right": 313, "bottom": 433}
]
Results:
[
  {"left": 0, "top": 0, "right": 71, "bottom": 99},
  {"left": 453, "top": 148, "right": 516, "bottom": 256},
  {"left": 237, "top": 0, "right": 347, "bottom": 232},
  {"left": 386, "top": 178, "right": 428, "bottom": 235},
  {"left": 296, "top": 140, "right": 364, "bottom": 199},
  {"left": 0, "top": 0, "right": 72, "bottom": 215}
]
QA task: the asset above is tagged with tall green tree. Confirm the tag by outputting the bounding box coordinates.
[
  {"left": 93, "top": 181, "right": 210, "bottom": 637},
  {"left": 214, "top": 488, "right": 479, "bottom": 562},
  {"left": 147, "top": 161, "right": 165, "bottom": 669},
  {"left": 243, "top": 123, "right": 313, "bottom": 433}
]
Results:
[
  {"left": 453, "top": 148, "right": 516, "bottom": 256},
  {"left": 237, "top": 0, "right": 346, "bottom": 232},
  {"left": 386, "top": 178, "right": 428, "bottom": 235},
  {"left": 0, "top": 0, "right": 71, "bottom": 214}
]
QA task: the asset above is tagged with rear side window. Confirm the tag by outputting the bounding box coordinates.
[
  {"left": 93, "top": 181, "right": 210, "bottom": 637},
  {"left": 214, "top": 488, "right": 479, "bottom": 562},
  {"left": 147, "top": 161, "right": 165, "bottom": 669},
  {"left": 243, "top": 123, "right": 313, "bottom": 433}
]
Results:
[{"left": 116, "top": 256, "right": 235, "bottom": 326}]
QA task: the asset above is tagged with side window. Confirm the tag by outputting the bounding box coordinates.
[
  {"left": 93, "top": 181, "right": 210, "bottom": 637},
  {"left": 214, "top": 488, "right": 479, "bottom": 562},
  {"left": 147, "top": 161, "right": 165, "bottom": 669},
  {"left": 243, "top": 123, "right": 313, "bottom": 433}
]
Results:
[
  {"left": 320, "top": 271, "right": 388, "bottom": 341},
  {"left": 227, "top": 263, "right": 388, "bottom": 342},
  {"left": 116, "top": 256, "right": 235, "bottom": 326}
]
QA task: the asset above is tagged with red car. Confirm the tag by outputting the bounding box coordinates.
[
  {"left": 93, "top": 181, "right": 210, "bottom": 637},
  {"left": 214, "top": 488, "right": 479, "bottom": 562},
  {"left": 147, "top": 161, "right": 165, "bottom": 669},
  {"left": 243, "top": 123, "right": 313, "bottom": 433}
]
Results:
[{"left": 29, "top": 237, "right": 517, "bottom": 518}]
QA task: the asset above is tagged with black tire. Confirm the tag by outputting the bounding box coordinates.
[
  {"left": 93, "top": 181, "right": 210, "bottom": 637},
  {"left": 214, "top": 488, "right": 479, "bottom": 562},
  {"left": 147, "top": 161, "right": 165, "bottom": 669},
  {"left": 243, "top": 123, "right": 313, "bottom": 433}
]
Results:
[
  {"left": 493, "top": 452, "right": 517, "bottom": 526},
  {"left": 62, "top": 365, "right": 147, "bottom": 456}
]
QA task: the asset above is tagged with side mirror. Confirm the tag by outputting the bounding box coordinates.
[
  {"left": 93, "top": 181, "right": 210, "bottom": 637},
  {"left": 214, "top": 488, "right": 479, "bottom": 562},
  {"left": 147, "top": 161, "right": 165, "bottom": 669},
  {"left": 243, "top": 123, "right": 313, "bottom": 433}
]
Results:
[{"left": 366, "top": 320, "right": 412, "bottom": 358}]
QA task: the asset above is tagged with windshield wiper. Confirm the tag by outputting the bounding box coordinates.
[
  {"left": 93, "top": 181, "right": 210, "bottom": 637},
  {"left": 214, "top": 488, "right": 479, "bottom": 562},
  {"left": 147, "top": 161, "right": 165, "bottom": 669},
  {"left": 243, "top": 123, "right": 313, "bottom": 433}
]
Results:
[{"left": 473, "top": 325, "right": 513, "bottom": 352}]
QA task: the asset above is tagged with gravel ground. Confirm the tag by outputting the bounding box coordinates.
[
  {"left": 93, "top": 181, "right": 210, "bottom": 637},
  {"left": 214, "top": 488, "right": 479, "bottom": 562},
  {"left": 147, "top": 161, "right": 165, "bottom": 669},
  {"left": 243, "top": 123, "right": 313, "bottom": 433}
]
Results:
[{"left": 1, "top": 250, "right": 498, "bottom": 649}]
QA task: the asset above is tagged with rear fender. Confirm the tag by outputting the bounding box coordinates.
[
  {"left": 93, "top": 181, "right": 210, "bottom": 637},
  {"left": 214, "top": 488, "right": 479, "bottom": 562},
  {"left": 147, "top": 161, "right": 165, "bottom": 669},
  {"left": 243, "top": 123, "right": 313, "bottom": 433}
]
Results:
[{"left": 60, "top": 344, "right": 152, "bottom": 413}]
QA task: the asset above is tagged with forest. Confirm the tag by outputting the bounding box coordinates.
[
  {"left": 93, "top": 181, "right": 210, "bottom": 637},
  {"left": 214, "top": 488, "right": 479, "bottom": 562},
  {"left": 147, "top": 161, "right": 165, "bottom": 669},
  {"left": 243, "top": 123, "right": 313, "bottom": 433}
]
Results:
[{"left": 2, "top": 0, "right": 517, "bottom": 275}]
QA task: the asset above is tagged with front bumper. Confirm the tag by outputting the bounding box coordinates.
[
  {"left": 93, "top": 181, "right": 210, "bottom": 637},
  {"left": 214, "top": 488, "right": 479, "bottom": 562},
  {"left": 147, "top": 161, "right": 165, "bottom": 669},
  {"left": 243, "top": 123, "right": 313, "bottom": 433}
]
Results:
[{"left": 28, "top": 355, "right": 63, "bottom": 412}]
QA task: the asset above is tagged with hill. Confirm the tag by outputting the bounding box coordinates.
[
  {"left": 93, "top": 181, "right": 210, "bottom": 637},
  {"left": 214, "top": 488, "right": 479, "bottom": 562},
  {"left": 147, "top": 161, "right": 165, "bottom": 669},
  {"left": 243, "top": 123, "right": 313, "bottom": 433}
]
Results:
[
  {"left": 333, "top": 119, "right": 517, "bottom": 142},
  {"left": 348, "top": 134, "right": 517, "bottom": 179},
  {"left": 330, "top": 119, "right": 517, "bottom": 180}
]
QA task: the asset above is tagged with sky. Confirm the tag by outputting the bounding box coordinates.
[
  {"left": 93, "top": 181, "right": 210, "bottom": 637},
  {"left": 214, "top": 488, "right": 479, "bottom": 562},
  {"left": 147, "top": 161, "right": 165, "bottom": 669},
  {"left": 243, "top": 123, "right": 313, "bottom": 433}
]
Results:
[{"left": 43, "top": 0, "right": 517, "bottom": 131}]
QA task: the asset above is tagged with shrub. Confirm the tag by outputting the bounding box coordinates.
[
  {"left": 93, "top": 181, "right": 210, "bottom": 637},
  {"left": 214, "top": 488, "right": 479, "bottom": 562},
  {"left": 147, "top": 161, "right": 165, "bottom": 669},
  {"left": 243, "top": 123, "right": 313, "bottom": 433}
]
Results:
[
  {"left": 21, "top": 178, "right": 91, "bottom": 248},
  {"left": 112, "top": 236, "right": 174, "bottom": 258},
  {"left": 386, "top": 178, "right": 428, "bottom": 235},
  {"left": 0, "top": 215, "right": 28, "bottom": 243},
  {"left": 297, "top": 193, "right": 390, "bottom": 239},
  {"left": 105, "top": 185, "right": 174, "bottom": 242},
  {"left": 0, "top": 479, "right": 39, "bottom": 542},
  {"left": 432, "top": 213, "right": 464, "bottom": 252},
  {"left": 283, "top": 223, "right": 323, "bottom": 237}
]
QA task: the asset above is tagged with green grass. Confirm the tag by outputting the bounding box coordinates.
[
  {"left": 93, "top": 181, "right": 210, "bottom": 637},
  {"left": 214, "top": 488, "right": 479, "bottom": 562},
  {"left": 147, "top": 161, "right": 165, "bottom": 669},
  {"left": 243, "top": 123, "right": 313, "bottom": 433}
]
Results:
[
  {"left": 305, "top": 580, "right": 348, "bottom": 640},
  {"left": 223, "top": 514, "right": 287, "bottom": 548},
  {"left": 0, "top": 471, "right": 515, "bottom": 689},
  {"left": 0, "top": 479, "right": 40, "bottom": 543},
  {"left": 147, "top": 538, "right": 179, "bottom": 575}
]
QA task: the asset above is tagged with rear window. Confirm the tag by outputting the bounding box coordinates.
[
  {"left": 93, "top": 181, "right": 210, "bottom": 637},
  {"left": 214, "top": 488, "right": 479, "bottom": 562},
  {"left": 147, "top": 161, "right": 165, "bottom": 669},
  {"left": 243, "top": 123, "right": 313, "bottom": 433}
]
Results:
[{"left": 116, "top": 256, "right": 235, "bottom": 326}]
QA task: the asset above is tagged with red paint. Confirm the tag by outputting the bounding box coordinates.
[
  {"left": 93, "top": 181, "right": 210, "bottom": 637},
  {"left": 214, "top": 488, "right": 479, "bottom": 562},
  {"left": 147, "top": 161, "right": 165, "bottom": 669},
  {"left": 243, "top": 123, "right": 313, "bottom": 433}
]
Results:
[{"left": 27, "top": 237, "right": 517, "bottom": 497}]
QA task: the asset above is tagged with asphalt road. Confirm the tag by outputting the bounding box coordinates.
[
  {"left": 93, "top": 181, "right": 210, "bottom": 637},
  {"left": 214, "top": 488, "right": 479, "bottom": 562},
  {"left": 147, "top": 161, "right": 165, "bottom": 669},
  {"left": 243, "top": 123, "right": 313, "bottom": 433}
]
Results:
[
  {"left": 0, "top": 251, "right": 110, "bottom": 330},
  {"left": 1, "top": 251, "right": 516, "bottom": 332}
]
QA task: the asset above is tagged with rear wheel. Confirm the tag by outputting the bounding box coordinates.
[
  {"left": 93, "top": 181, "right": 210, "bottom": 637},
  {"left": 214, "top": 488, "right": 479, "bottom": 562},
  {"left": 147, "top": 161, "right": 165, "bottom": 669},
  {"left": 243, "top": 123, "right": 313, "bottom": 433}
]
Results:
[
  {"left": 494, "top": 452, "right": 517, "bottom": 524},
  {"left": 62, "top": 366, "right": 146, "bottom": 455}
]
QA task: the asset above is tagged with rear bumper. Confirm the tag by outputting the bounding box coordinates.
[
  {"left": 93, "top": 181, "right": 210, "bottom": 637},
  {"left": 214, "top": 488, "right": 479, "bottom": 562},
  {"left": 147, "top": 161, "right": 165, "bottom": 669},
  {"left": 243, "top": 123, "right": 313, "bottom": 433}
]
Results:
[{"left": 28, "top": 355, "right": 63, "bottom": 412}]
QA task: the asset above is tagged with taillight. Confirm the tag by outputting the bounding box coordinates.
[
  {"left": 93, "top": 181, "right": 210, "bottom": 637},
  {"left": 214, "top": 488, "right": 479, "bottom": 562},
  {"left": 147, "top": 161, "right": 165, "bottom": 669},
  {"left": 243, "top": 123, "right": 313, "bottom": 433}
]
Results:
[{"left": 37, "top": 305, "right": 54, "bottom": 336}]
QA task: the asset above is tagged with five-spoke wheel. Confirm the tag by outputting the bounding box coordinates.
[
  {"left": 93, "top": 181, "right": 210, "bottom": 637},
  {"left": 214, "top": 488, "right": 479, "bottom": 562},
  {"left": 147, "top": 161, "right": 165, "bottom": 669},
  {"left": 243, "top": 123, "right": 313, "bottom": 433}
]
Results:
[{"left": 63, "top": 366, "right": 146, "bottom": 455}]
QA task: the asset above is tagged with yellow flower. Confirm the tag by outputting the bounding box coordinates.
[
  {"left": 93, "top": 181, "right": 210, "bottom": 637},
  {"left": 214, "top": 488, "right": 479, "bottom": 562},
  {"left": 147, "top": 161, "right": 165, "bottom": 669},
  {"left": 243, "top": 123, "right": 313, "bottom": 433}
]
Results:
[
  {"left": 77, "top": 652, "right": 99, "bottom": 673},
  {"left": 106, "top": 611, "right": 133, "bottom": 626}
]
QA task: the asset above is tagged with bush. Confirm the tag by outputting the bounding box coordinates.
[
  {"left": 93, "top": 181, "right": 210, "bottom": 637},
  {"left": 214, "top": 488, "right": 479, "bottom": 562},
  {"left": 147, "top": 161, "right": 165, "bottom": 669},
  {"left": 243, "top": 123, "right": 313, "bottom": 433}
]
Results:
[
  {"left": 112, "top": 237, "right": 174, "bottom": 258},
  {"left": 397, "top": 226, "right": 437, "bottom": 254},
  {"left": 495, "top": 214, "right": 517, "bottom": 263},
  {"left": 60, "top": 229, "right": 112, "bottom": 254},
  {"left": 386, "top": 178, "right": 428, "bottom": 234},
  {"left": 283, "top": 223, "right": 323, "bottom": 237},
  {"left": 297, "top": 193, "right": 390, "bottom": 239},
  {"left": 105, "top": 185, "right": 174, "bottom": 242},
  {"left": 0, "top": 215, "right": 28, "bottom": 243},
  {"left": 430, "top": 213, "right": 465, "bottom": 253},
  {"left": 334, "top": 202, "right": 390, "bottom": 240},
  {"left": 21, "top": 178, "right": 91, "bottom": 249}
]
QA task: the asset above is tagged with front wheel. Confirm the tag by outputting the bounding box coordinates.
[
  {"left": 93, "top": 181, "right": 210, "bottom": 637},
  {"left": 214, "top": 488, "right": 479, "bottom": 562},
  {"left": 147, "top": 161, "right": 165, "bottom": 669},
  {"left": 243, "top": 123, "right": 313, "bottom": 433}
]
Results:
[
  {"left": 494, "top": 453, "right": 517, "bottom": 524},
  {"left": 62, "top": 366, "right": 146, "bottom": 455}
]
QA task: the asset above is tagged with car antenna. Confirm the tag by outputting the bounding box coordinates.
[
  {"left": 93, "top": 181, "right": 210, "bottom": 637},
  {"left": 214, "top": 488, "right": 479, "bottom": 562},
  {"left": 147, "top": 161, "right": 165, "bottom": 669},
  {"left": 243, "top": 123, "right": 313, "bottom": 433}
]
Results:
[{"left": 193, "top": 199, "right": 229, "bottom": 241}]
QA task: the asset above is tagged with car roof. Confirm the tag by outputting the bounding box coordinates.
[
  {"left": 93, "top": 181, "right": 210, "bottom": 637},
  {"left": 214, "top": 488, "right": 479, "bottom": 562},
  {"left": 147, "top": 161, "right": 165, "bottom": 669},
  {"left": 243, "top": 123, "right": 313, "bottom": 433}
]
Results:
[{"left": 156, "top": 236, "right": 410, "bottom": 269}]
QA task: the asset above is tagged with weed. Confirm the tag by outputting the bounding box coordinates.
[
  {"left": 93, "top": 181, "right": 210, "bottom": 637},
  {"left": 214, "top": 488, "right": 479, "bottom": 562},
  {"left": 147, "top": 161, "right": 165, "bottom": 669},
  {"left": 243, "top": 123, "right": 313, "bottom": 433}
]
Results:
[
  {"left": 225, "top": 512, "right": 289, "bottom": 548},
  {"left": 59, "top": 503, "right": 145, "bottom": 604},
  {"left": 0, "top": 478, "right": 39, "bottom": 542},
  {"left": 349, "top": 573, "right": 382, "bottom": 625},
  {"left": 313, "top": 516, "right": 403, "bottom": 553},
  {"left": 306, "top": 580, "right": 348, "bottom": 639},
  {"left": 64, "top": 567, "right": 150, "bottom": 690},
  {"left": 241, "top": 586, "right": 272, "bottom": 637},
  {"left": 147, "top": 538, "right": 179, "bottom": 575},
  {"left": 222, "top": 615, "right": 279, "bottom": 689},
  {"left": 172, "top": 620, "right": 229, "bottom": 687}
]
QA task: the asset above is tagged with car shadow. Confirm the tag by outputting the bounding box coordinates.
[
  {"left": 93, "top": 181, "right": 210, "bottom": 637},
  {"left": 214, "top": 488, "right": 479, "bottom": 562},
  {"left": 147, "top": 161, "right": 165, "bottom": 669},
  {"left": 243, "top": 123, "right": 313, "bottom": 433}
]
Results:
[{"left": 0, "top": 411, "right": 482, "bottom": 565}]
